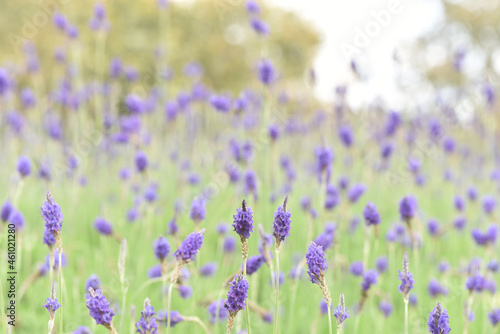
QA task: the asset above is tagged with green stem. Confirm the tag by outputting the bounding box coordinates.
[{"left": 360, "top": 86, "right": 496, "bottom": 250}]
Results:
[
  {"left": 274, "top": 249, "right": 280, "bottom": 334},
  {"left": 243, "top": 258, "right": 251, "bottom": 334},
  {"left": 166, "top": 283, "right": 174, "bottom": 334},
  {"left": 58, "top": 251, "right": 63, "bottom": 334},
  {"left": 404, "top": 298, "right": 408, "bottom": 334},
  {"left": 327, "top": 305, "right": 333, "bottom": 334}
]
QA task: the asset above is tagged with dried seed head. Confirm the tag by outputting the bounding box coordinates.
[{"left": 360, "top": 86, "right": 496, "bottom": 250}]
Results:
[
  {"left": 339, "top": 293, "right": 345, "bottom": 309},
  {"left": 403, "top": 252, "right": 409, "bottom": 275},
  {"left": 143, "top": 297, "right": 151, "bottom": 309},
  {"left": 282, "top": 195, "right": 288, "bottom": 211},
  {"left": 50, "top": 280, "right": 57, "bottom": 299},
  {"left": 118, "top": 239, "right": 127, "bottom": 282},
  {"left": 46, "top": 191, "right": 54, "bottom": 204},
  {"left": 242, "top": 199, "right": 247, "bottom": 212}
]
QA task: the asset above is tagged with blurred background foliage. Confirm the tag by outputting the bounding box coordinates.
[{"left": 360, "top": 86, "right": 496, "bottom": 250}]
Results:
[{"left": 0, "top": 0, "right": 321, "bottom": 94}]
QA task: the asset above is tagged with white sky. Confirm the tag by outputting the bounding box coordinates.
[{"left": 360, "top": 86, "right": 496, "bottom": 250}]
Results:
[{"left": 269, "top": 0, "right": 445, "bottom": 104}]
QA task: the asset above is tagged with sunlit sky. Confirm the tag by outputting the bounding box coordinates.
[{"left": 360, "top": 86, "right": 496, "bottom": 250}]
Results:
[{"left": 269, "top": 0, "right": 445, "bottom": 105}]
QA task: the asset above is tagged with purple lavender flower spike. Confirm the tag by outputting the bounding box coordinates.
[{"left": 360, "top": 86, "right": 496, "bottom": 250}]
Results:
[
  {"left": 73, "top": 326, "right": 91, "bottom": 334},
  {"left": 174, "top": 230, "right": 205, "bottom": 263},
  {"left": 428, "top": 279, "right": 447, "bottom": 298},
  {"left": 43, "top": 281, "right": 61, "bottom": 323},
  {"left": 306, "top": 242, "right": 328, "bottom": 284},
  {"left": 272, "top": 196, "right": 291, "bottom": 249},
  {"left": 361, "top": 269, "right": 378, "bottom": 291},
  {"left": 347, "top": 184, "right": 366, "bottom": 203},
  {"left": 398, "top": 252, "right": 414, "bottom": 301},
  {"left": 94, "top": 217, "right": 113, "bottom": 236},
  {"left": 350, "top": 261, "right": 364, "bottom": 276},
  {"left": 333, "top": 293, "right": 350, "bottom": 331},
  {"left": 363, "top": 202, "right": 381, "bottom": 232},
  {"left": 466, "top": 273, "right": 486, "bottom": 293},
  {"left": 190, "top": 197, "right": 206, "bottom": 226},
  {"left": 85, "top": 288, "right": 116, "bottom": 330},
  {"left": 245, "top": 255, "right": 264, "bottom": 275},
  {"left": 17, "top": 156, "right": 32, "bottom": 177},
  {"left": 489, "top": 309, "right": 500, "bottom": 327},
  {"left": 157, "top": 310, "right": 183, "bottom": 327},
  {"left": 135, "top": 151, "right": 148, "bottom": 173},
  {"left": 1, "top": 200, "right": 13, "bottom": 223},
  {"left": 136, "top": 298, "right": 158, "bottom": 334},
  {"left": 154, "top": 236, "right": 170, "bottom": 261},
  {"left": 178, "top": 285, "right": 192, "bottom": 299},
  {"left": 210, "top": 94, "right": 232, "bottom": 113},
  {"left": 208, "top": 300, "right": 228, "bottom": 324},
  {"left": 224, "top": 236, "right": 236, "bottom": 253},
  {"left": 379, "top": 301, "right": 393, "bottom": 318},
  {"left": 375, "top": 256, "right": 388, "bottom": 273},
  {"left": 315, "top": 146, "right": 333, "bottom": 183},
  {"left": 482, "top": 195, "right": 496, "bottom": 215},
  {"left": 85, "top": 274, "right": 101, "bottom": 292},
  {"left": 9, "top": 210, "right": 25, "bottom": 231},
  {"left": 224, "top": 274, "right": 249, "bottom": 332},
  {"left": 148, "top": 265, "right": 162, "bottom": 279},
  {"left": 399, "top": 195, "right": 418, "bottom": 222},
  {"left": 250, "top": 17, "right": 270, "bottom": 36},
  {"left": 245, "top": 0, "right": 260, "bottom": 14},
  {"left": 427, "top": 302, "right": 451, "bottom": 334},
  {"left": 257, "top": 59, "right": 275, "bottom": 86},
  {"left": 199, "top": 262, "right": 218, "bottom": 277},
  {"left": 339, "top": 125, "right": 354, "bottom": 148},
  {"left": 232, "top": 200, "right": 254, "bottom": 240},
  {"left": 41, "top": 192, "right": 63, "bottom": 235}
]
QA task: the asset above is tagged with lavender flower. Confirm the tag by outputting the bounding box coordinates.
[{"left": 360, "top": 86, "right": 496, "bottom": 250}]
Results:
[
  {"left": 158, "top": 311, "right": 183, "bottom": 327},
  {"left": 350, "top": 261, "right": 364, "bottom": 276},
  {"left": 86, "top": 288, "right": 116, "bottom": 329},
  {"left": 361, "top": 269, "right": 378, "bottom": 291},
  {"left": 136, "top": 298, "right": 158, "bottom": 334},
  {"left": 428, "top": 279, "right": 447, "bottom": 297},
  {"left": 41, "top": 192, "right": 63, "bottom": 234},
  {"left": 466, "top": 273, "right": 486, "bottom": 292},
  {"left": 147, "top": 265, "right": 162, "bottom": 279},
  {"left": 363, "top": 202, "right": 380, "bottom": 226},
  {"left": 339, "top": 125, "right": 354, "bottom": 148},
  {"left": 347, "top": 184, "right": 366, "bottom": 203},
  {"left": 489, "top": 309, "right": 500, "bottom": 327},
  {"left": 245, "top": 255, "right": 264, "bottom": 275},
  {"left": 427, "top": 302, "right": 451, "bottom": 334},
  {"left": 398, "top": 252, "right": 414, "bottom": 300},
  {"left": 315, "top": 146, "right": 333, "bottom": 183},
  {"left": 272, "top": 196, "right": 291, "bottom": 249},
  {"left": 199, "top": 262, "right": 218, "bottom": 277},
  {"left": 379, "top": 301, "right": 393, "bottom": 317},
  {"left": 73, "top": 326, "right": 91, "bottom": 334},
  {"left": 9, "top": 210, "right": 24, "bottom": 230},
  {"left": 178, "top": 285, "right": 192, "bottom": 299},
  {"left": 208, "top": 300, "right": 228, "bottom": 324},
  {"left": 257, "top": 59, "right": 275, "bottom": 85},
  {"left": 471, "top": 224, "right": 498, "bottom": 246},
  {"left": 333, "top": 293, "right": 350, "bottom": 331},
  {"left": 85, "top": 274, "right": 101, "bottom": 292},
  {"left": 224, "top": 274, "right": 249, "bottom": 332},
  {"left": 190, "top": 197, "right": 206, "bottom": 224},
  {"left": 376, "top": 256, "right": 388, "bottom": 273},
  {"left": 232, "top": 200, "right": 254, "bottom": 240},
  {"left": 1, "top": 200, "right": 13, "bottom": 223},
  {"left": 94, "top": 217, "right": 113, "bottom": 236},
  {"left": 399, "top": 195, "right": 418, "bottom": 222},
  {"left": 17, "top": 156, "right": 32, "bottom": 177},
  {"left": 43, "top": 281, "right": 61, "bottom": 321},
  {"left": 250, "top": 17, "right": 269, "bottom": 36},
  {"left": 154, "top": 236, "right": 170, "bottom": 261},
  {"left": 482, "top": 195, "right": 496, "bottom": 215},
  {"left": 135, "top": 151, "right": 148, "bottom": 173},
  {"left": 174, "top": 230, "right": 205, "bottom": 263},
  {"left": 306, "top": 242, "right": 328, "bottom": 284},
  {"left": 43, "top": 229, "right": 56, "bottom": 247}
]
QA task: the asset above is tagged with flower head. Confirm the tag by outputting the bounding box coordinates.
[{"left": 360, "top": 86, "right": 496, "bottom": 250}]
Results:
[
  {"left": 399, "top": 195, "right": 418, "bottom": 222},
  {"left": 306, "top": 242, "right": 327, "bottom": 284},
  {"left": 379, "top": 301, "right": 393, "bottom": 318},
  {"left": 136, "top": 298, "right": 158, "bottom": 334},
  {"left": 94, "top": 217, "right": 113, "bottom": 236},
  {"left": 272, "top": 196, "right": 291, "bottom": 246},
  {"left": 334, "top": 293, "right": 350, "bottom": 328},
  {"left": 232, "top": 199, "right": 254, "bottom": 240},
  {"left": 427, "top": 302, "right": 451, "bottom": 334},
  {"left": 398, "top": 252, "right": 414, "bottom": 299},
  {"left": 174, "top": 229, "right": 205, "bottom": 262},
  {"left": 85, "top": 274, "right": 101, "bottom": 292},
  {"left": 224, "top": 274, "right": 249, "bottom": 314},
  {"left": 41, "top": 192, "right": 63, "bottom": 234},
  {"left": 361, "top": 269, "right": 378, "bottom": 291},
  {"left": 85, "top": 288, "right": 115, "bottom": 326},
  {"left": 189, "top": 197, "right": 206, "bottom": 222},
  {"left": 257, "top": 59, "right": 275, "bottom": 85},
  {"left": 489, "top": 308, "right": 500, "bottom": 327},
  {"left": 17, "top": 156, "right": 32, "bottom": 177},
  {"left": 245, "top": 255, "right": 264, "bottom": 275},
  {"left": 208, "top": 299, "right": 229, "bottom": 324},
  {"left": 1, "top": 200, "right": 13, "bottom": 223},
  {"left": 363, "top": 202, "right": 380, "bottom": 226},
  {"left": 199, "top": 262, "right": 218, "bottom": 277},
  {"left": 154, "top": 236, "right": 170, "bottom": 261}
]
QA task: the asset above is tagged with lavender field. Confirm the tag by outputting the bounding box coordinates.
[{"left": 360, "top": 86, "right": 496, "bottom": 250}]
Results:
[{"left": 1, "top": 0, "right": 499, "bottom": 333}]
